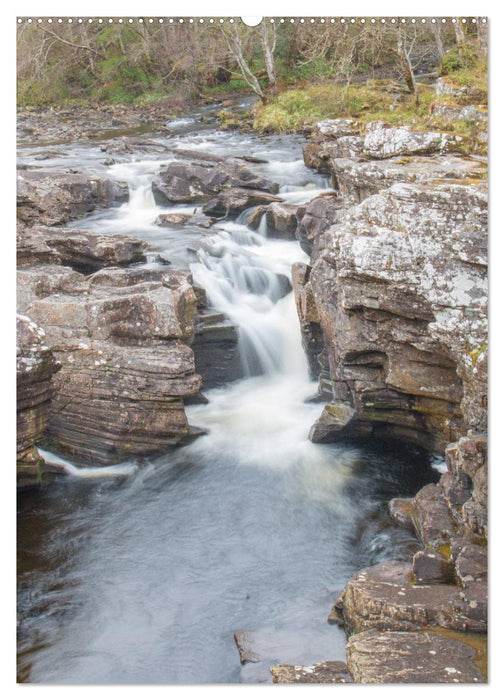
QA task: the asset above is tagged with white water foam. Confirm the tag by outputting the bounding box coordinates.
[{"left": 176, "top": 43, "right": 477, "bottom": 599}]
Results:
[{"left": 38, "top": 448, "right": 138, "bottom": 478}]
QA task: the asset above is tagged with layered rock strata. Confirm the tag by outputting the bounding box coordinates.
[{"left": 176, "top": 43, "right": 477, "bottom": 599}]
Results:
[
  {"left": 17, "top": 261, "right": 202, "bottom": 464},
  {"left": 272, "top": 116, "right": 488, "bottom": 683}
]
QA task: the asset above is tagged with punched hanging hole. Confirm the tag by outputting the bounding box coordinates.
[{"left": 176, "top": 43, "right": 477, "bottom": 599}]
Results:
[{"left": 241, "top": 17, "right": 263, "bottom": 27}]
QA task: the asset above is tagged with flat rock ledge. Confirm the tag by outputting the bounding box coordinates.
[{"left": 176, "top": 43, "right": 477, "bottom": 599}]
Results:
[{"left": 346, "top": 630, "right": 485, "bottom": 683}]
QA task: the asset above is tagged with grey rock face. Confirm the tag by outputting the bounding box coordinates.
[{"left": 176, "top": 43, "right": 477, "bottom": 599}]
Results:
[
  {"left": 17, "top": 171, "right": 128, "bottom": 226},
  {"left": 296, "top": 182, "right": 487, "bottom": 452},
  {"left": 152, "top": 158, "right": 277, "bottom": 205}
]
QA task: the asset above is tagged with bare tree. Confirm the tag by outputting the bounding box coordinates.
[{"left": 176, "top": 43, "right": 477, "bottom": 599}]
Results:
[
  {"left": 220, "top": 22, "right": 266, "bottom": 102},
  {"left": 395, "top": 24, "right": 419, "bottom": 105},
  {"left": 260, "top": 21, "right": 277, "bottom": 96}
]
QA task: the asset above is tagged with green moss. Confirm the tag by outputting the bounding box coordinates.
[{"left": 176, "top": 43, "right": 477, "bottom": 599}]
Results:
[{"left": 437, "top": 543, "right": 452, "bottom": 560}]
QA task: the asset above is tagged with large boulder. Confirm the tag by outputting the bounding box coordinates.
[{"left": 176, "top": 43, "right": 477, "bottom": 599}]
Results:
[
  {"left": 152, "top": 158, "right": 278, "bottom": 205},
  {"left": 17, "top": 171, "right": 128, "bottom": 226},
  {"left": 264, "top": 202, "right": 300, "bottom": 239},
  {"left": 19, "top": 266, "right": 202, "bottom": 464},
  {"left": 327, "top": 154, "right": 486, "bottom": 202},
  {"left": 298, "top": 182, "right": 487, "bottom": 452},
  {"left": 363, "top": 121, "right": 463, "bottom": 159},
  {"left": 202, "top": 188, "right": 282, "bottom": 220},
  {"left": 47, "top": 340, "right": 201, "bottom": 464}
]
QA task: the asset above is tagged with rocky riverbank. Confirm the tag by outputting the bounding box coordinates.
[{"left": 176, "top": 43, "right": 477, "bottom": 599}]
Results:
[
  {"left": 16, "top": 85, "right": 487, "bottom": 683},
  {"left": 268, "top": 81, "right": 488, "bottom": 683}
]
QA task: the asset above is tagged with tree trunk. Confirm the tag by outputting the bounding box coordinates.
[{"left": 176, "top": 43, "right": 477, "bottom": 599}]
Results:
[
  {"left": 455, "top": 19, "right": 466, "bottom": 45},
  {"left": 396, "top": 27, "right": 418, "bottom": 106},
  {"left": 477, "top": 20, "right": 488, "bottom": 56},
  {"left": 260, "top": 22, "right": 277, "bottom": 96}
]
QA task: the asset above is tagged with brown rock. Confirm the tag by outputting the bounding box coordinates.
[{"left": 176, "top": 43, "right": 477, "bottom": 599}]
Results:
[
  {"left": 455, "top": 545, "right": 487, "bottom": 588},
  {"left": 388, "top": 498, "right": 414, "bottom": 528},
  {"left": 47, "top": 341, "right": 201, "bottom": 464},
  {"left": 19, "top": 267, "right": 202, "bottom": 464},
  {"left": 271, "top": 661, "right": 352, "bottom": 684},
  {"left": 346, "top": 629, "right": 485, "bottom": 683},
  {"left": 152, "top": 158, "right": 277, "bottom": 205},
  {"left": 411, "top": 483, "right": 458, "bottom": 549},
  {"left": 337, "top": 560, "right": 486, "bottom": 635},
  {"left": 265, "top": 202, "right": 300, "bottom": 239},
  {"left": 412, "top": 549, "right": 454, "bottom": 585}
]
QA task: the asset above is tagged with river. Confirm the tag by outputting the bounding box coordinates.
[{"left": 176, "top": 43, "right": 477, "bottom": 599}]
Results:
[{"left": 17, "top": 102, "right": 441, "bottom": 683}]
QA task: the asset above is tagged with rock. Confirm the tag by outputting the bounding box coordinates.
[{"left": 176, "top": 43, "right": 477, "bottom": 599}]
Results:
[
  {"left": 337, "top": 560, "right": 486, "bottom": 635},
  {"left": 243, "top": 205, "right": 267, "bottom": 230},
  {"left": 17, "top": 446, "right": 48, "bottom": 490},
  {"left": 264, "top": 202, "right": 299, "bottom": 239},
  {"left": 313, "top": 119, "right": 361, "bottom": 140},
  {"left": 429, "top": 102, "right": 488, "bottom": 125},
  {"left": 300, "top": 182, "right": 487, "bottom": 452},
  {"left": 17, "top": 171, "right": 128, "bottom": 226},
  {"left": 234, "top": 631, "right": 262, "bottom": 664},
  {"left": 388, "top": 497, "right": 414, "bottom": 528},
  {"left": 271, "top": 661, "right": 352, "bottom": 684},
  {"left": 47, "top": 341, "right": 201, "bottom": 463},
  {"left": 191, "top": 313, "right": 242, "bottom": 388},
  {"left": 155, "top": 212, "right": 193, "bottom": 227},
  {"left": 412, "top": 549, "right": 454, "bottom": 584},
  {"left": 295, "top": 192, "right": 346, "bottom": 255},
  {"left": 202, "top": 188, "right": 283, "bottom": 220},
  {"left": 436, "top": 77, "right": 487, "bottom": 104},
  {"left": 328, "top": 154, "right": 486, "bottom": 202},
  {"left": 17, "top": 315, "right": 60, "bottom": 484},
  {"left": 411, "top": 483, "right": 458, "bottom": 549},
  {"left": 152, "top": 158, "right": 277, "bottom": 205},
  {"left": 363, "top": 121, "right": 463, "bottom": 160},
  {"left": 455, "top": 544, "right": 487, "bottom": 588},
  {"left": 17, "top": 265, "right": 88, "bottom": 314},
  {"left": 19, "top": 267, "right": 202, "bottom": 464},
  {"left": 17, "top": 225, "right": 147, "bottom": 273},
  {"left": 292, "top": 262, "right": 324, "bottom": 379},
  {"left": 439, "top": 470, "right": 473, "bottom": 510},
  {"left": 155, "top": 212, "right": 214, "bottom": 229},
  {"left": 346, "top": 629, "right": 485, "bottom": 683}
]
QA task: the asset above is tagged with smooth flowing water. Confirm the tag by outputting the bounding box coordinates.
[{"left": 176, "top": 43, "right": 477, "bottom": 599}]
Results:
[{"left": 17, "top": 107, "right": 440, "bottom": 683}]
